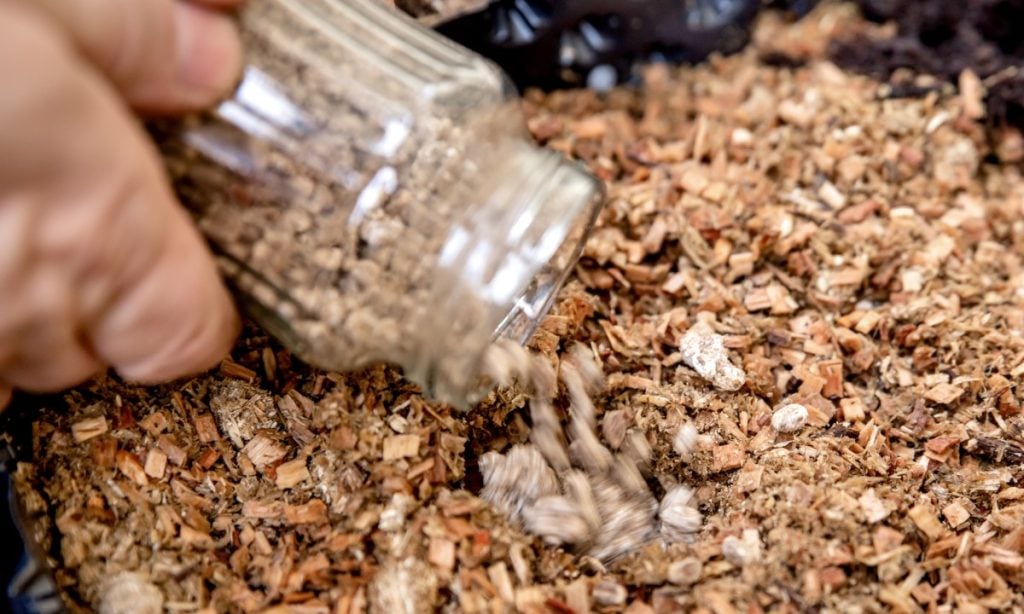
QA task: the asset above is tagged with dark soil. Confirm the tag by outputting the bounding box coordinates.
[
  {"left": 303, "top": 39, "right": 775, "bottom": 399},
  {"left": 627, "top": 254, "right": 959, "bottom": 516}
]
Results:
[{"left": 830, "top": 0, "right": 1024, "bottom": 128}]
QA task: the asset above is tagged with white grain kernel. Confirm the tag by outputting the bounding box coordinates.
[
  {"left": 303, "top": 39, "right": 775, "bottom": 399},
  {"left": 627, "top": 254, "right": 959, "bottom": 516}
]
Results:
[
  {"left": 592, "top": 581, "right": 627, "bottom": 606},
  {"left": 771, "top": 403, "right": 809, "bottom": 433},
  {"left": 673, "top": 423, "right": 700, "bottom": 458},
  {"left": 667, "top": 558, "right": 702, "bottom": 585},
  {"left": 722, "top": 528, "right": 762, "bottom": 567},
  {"left": 659, "top": 485, "right": 702, "bottom": 541},
  {"left": 524, "top": 495, "right": 592, "bottom": 546}
]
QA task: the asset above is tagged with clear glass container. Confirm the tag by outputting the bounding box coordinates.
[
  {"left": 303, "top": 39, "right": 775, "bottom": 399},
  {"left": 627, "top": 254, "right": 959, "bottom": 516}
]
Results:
[{"left": 159, "top": 0, "right": 603, "bottom": 407}]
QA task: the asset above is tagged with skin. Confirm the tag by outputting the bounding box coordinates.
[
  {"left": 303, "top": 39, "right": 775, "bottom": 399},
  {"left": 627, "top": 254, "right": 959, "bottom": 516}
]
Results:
[{"left": 0, "top": 0, "right": 246, "bottom": 409}]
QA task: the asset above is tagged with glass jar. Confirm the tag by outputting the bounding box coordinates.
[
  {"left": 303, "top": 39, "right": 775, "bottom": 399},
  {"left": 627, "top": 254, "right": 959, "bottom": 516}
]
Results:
[{"left": 158, "top": 0, "right": 603, "bottom": 408}]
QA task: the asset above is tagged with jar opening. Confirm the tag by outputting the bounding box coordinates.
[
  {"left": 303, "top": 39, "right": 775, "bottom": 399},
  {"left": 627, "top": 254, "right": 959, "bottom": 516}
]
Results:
[
  {"left": 492, "top": 164, "right": 603, "bottom": 346},
  {"left": 410, "top": 149, "right": 603, "bottom": 409}
]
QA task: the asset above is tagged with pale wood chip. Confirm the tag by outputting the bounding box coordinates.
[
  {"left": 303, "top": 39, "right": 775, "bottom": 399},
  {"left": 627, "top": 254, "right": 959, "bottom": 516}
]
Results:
[
  {"left": 858, "top": 488, "right": 889, "bottom": 523},
  {"left": 428, "top": 537, "right": 456, "bottom": 571},
  {"left": 908, "top": 503, "right": 946, "bottom": 541},
  {"left": 924, "top": 383, "right": 964, "bottom": 405},
  {"left": 143, "top": 448, "right": 168, "bottom": 479},
  {"left": 383, "top": 434, "right": 421, "bottom": 461},
  {"left": 156, "top": 435, "right": 187, "bottom": 467},
  {"left": 242, "top": 499, "right": 283, "bottom": 520},
  {"left": 71, "top": 417, "right": 108, "bottom": 443},
  {"left": 941, "top": 500, "right": 971, "bottom": 529},
  {"left": 138, "top": 411, "right": 170, "bottom": 435}
]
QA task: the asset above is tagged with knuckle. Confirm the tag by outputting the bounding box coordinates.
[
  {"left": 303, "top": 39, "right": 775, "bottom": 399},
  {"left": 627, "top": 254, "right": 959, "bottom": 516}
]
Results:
[{"left": 102, "top": 0, "right": 175, "bottom": 90}]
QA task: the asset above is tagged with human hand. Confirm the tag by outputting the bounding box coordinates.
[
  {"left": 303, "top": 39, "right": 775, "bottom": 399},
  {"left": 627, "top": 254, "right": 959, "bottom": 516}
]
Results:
[{"left": 0, "top": 0, "right": 245, "bottom": 408}]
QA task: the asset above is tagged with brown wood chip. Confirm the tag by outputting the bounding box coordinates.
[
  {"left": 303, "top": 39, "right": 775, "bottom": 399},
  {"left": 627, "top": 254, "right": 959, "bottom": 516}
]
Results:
[
  {"left": 115, "top": 451, "right": 148, "bottom": 486},
  {"left": 242, "top": 433, "right": 287, "bottom": 469},
  {"left": 711, "top": 444, "right": 746, "bottom": 473},
  {"left": 284, "top": 500, "right": 328, "bottom": 525}
]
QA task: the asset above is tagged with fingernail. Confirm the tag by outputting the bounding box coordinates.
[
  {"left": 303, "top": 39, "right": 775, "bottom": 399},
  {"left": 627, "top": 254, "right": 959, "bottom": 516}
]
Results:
[{"left": 174, "top": 3, "right": 243, "bottom": 108}]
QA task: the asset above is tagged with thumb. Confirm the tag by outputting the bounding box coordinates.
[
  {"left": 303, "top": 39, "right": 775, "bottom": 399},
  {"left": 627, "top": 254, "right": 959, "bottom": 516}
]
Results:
[{"left": 25, "top": 0, "right": 243, "bottom": 113}]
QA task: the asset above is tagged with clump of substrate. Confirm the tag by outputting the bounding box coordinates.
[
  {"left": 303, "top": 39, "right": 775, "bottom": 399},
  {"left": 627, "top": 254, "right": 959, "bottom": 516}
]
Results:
[
  {"left": 678, "top": 321, "right": 746, "bottom": 392},
  {"left": 478, "top": 324, "right": 745, "bottom": 561},
  {"left": 98, "top": 572, "right": 164, "bottom": 614}
]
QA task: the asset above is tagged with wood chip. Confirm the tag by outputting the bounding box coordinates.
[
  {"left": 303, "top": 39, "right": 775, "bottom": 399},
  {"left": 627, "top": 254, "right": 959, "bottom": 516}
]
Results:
[
  {"left": 143, "top": 448, "right": 168, "bottom": 480},
  {"left": 242, "top": 499, "right": 283, "bottom": 520},
  {"left": 858, "top": 488, "right": 889, "bottom": 523},
  {"left": 909, "top": 503, "right": 946, "bottom": 541},
  {"left": 179, "top": 525, "right": 214, "bottom": 548},
  {"left": 139, "top": 411, "right": 170, "bottom": 436},
  {"left": 839, "top": 397, "right": 867, "bottom": 422},
  {"left": 284, "top": 500, "right": 328, "bottom": 525},
  {"left": 487, "top": 563, "right": 515, "bottom": 603},
  {"left": 959, "top": 69, "right": 986, "bottom": 120},
  {"left": 872, "top": 526, "right": 904, "bottom": 554},
  {"left": 156, "top": 435, "right": 187, "bottom": 467},
  {"left": 71, "top": 417, "right": 108, "bottom": 443},
  {"left": 942, "top": 500, "right": 971, "bottom": 529},
  {"left": 219, "top": 359, "right": 257, "bottom": 381},
  {"left": 428, "top": 537, "right": 456, "bottom": 571},
  {"left": 197, "top": 448, "right": 220, "bottom": 469},
  {"left": 712, "top": 444, "right": 745, "bottom": 473},
  {"left": 193, "top": 413, "right": 220, "bottom": 443},
  {"left": 116, "top": 451, "right": 148, "bottom": 486},
  {"left": 382, "top": 434, "right": 421, "bottom": 461},
  {"left": 819, "top": 360, "right": 844, "bottom": 398},
  {"left": 242, "top": 433, "right": 287, "bottom": 469},
  {"left": 924, "top": 383, "right": 964, "bottom": 405},
  {"left": 275, "top": 458, "right": 310, "bottom": 489}
]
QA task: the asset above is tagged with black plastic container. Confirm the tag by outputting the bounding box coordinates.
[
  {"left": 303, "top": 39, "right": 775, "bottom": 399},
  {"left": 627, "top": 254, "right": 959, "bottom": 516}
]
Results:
[
  {"left": 435, "top": 0, "right": 820, "bottom": 90},
  {"left": 1, "top": 400, "right": 63, "bottom": 614}
]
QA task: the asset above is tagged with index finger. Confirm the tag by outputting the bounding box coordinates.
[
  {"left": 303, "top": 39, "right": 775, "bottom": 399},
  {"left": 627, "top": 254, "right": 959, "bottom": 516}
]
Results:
[
  {"left": 191, "top": 0, "right": 245, "bottom": 7},
  {"left": 25, "top": 0, "right": 243, "bottom": 114}
]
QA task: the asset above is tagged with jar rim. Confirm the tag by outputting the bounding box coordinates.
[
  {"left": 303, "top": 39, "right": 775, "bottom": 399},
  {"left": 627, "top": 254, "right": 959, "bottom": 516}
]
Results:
[
  {"left": 492, "top": 157, "right": 604, "bottom": 345},
  {"left": 409, "top": 148, "right": 604, "bottom": 408}
]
